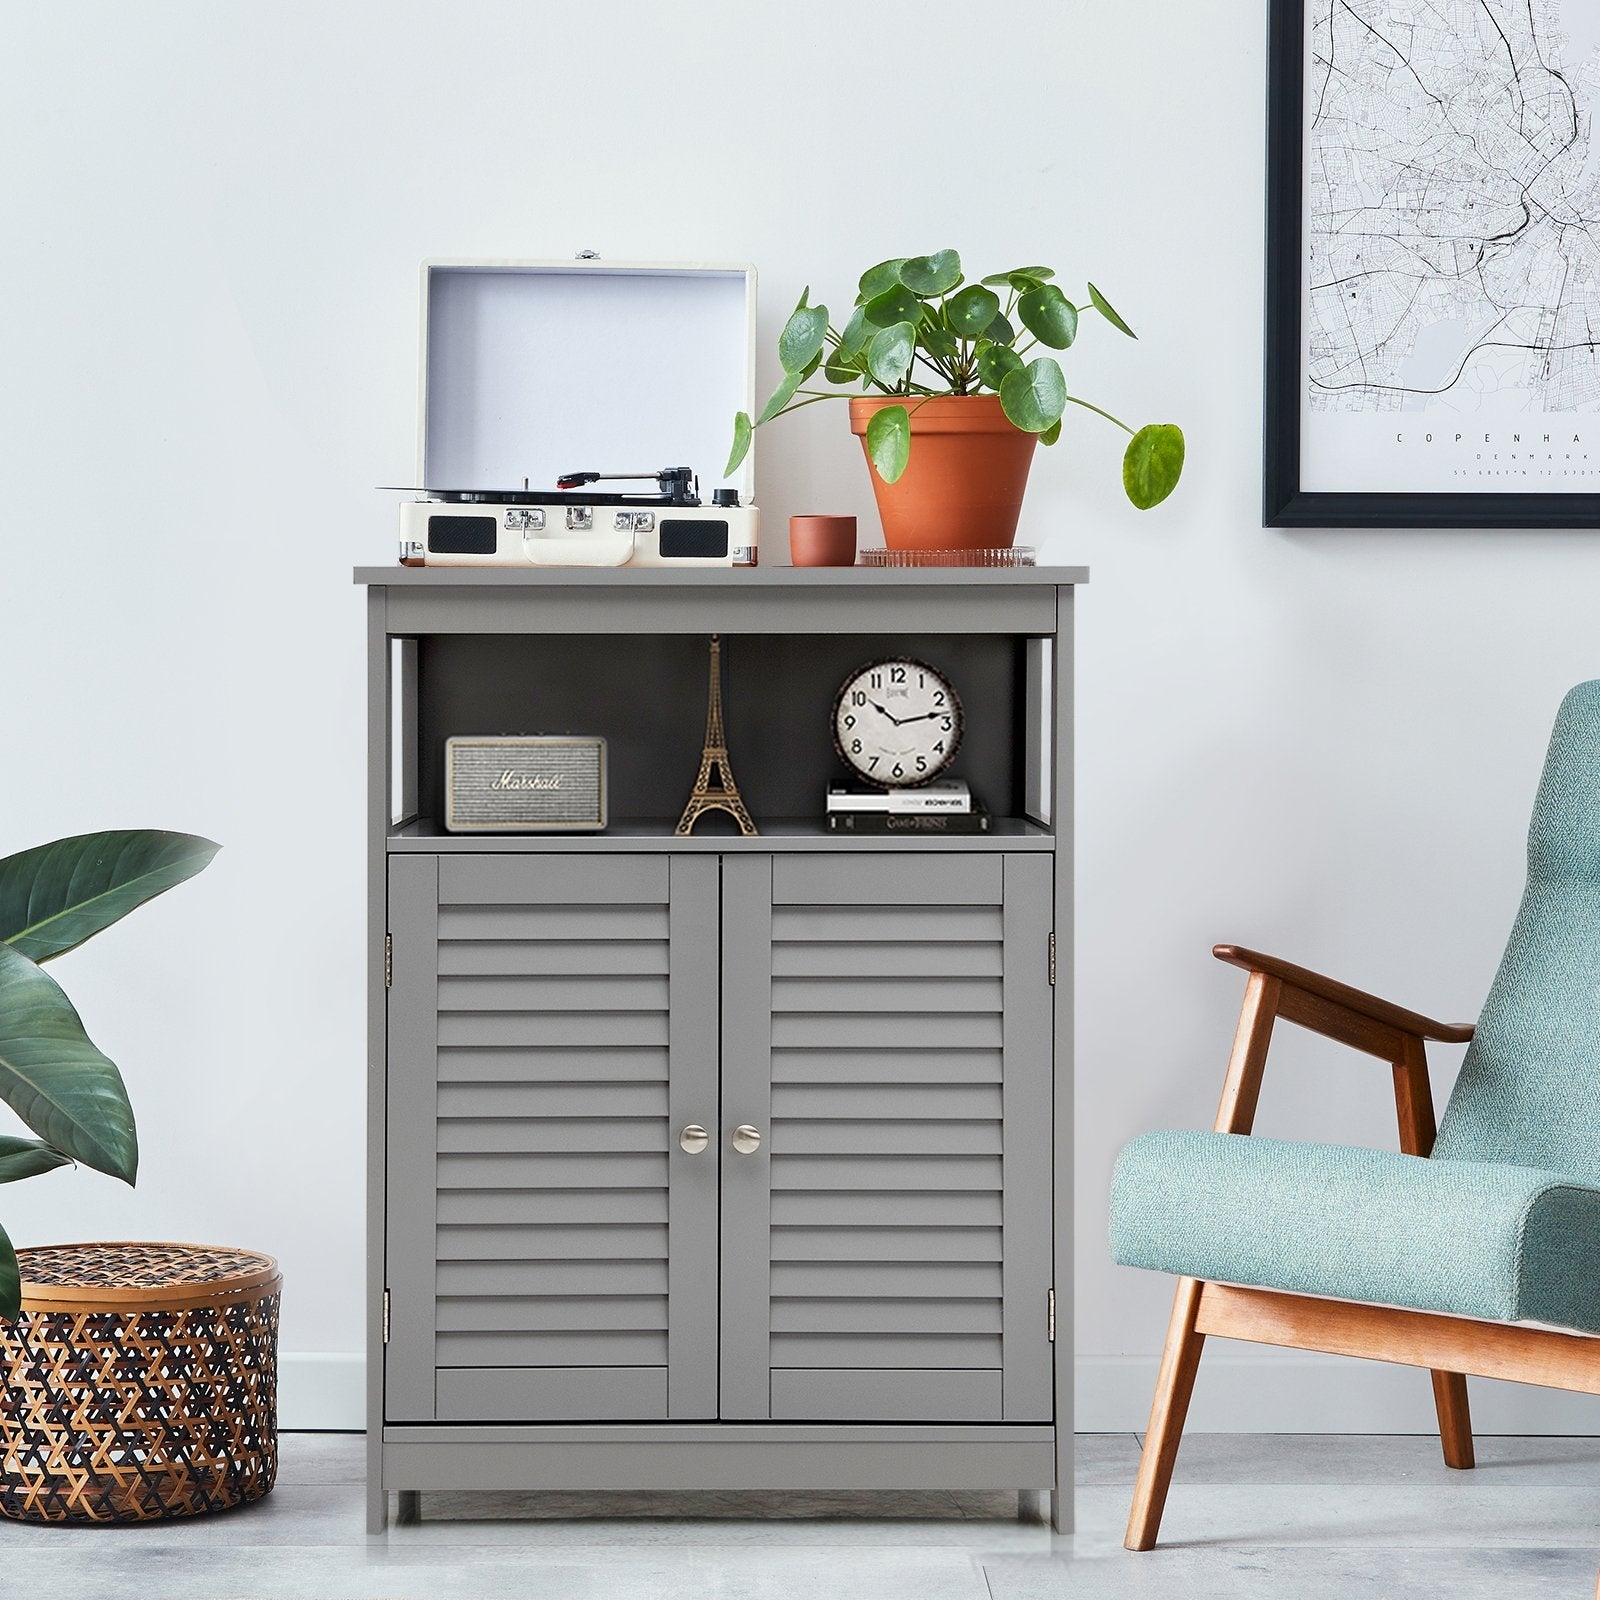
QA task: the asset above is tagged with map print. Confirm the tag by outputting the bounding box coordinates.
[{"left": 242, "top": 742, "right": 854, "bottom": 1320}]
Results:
[{"left": 1301, "top": 0, "right": 1600, "bottom": 491}]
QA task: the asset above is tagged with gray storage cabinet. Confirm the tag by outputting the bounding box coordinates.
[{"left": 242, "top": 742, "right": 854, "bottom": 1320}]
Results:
[{"left": 359, "top": 566, "right": 1083, "bottom": 1532}]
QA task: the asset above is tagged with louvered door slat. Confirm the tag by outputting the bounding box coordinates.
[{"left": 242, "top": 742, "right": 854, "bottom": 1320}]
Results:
[
  {"left": 385, "top": 854, "right": 718, "bottom": 1424},
  {"left": 721, "top": 852, "right": 1053, "bottom": 1424}
]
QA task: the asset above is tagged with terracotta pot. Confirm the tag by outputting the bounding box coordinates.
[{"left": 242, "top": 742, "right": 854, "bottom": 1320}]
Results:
[
  {"left": 788, "top": 515, "right": 857, "bottom": 566},
  {"left": 848, "top": 394, "right": 1037, "bottom": 550}
]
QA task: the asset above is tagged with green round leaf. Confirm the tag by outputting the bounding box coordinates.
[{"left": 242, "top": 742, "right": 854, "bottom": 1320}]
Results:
[
  {"left": 864, "top": 404, "right": 912, "bottom": 484},
  {"left": 863, "top": 285, "right": 923, "bottom": 329},
  {"left": 778, "top": 304, "right": 829, "bottom": 375},
  {"left": 857, "top": 258, "right": 908, "bottom": 302},
  {"left": 866, "top": 321, "right": 916, "bottom": 389},
  {"left": 919, "top": 321, "right": 958, "bottom": 359},
  {"left": 975, "top": 343, "right": 1024, "bottom": 390},
  {"left": 946, "top": 284, "right": 1001, "bottom": 338},
  {"left": 998, "top": 357, "right": 1068, "bottom": 433},
  {"left": 836, "top": 305, "right": 870, "bottom": 359},
  {"left": 725, "top": 411, "right": 753, "bottom": 476},
  {"left": 1017, "top": 286, "right": 1079, "bottom": 350},
  {"left": 981, "top": 266, "right": 1056, "bottom": 287},
  {"left": 982, "top": 311, "right": 1015, "bottom": 345},
  {"left": 824, "top": 351, "right": 860, "bottom": 385},
  {"left": 898, "top": 250, "right": 962, "bottom": 297},
  {"left": 1088, "top": 282, "right": 1137, "bottom": 338},
  {"left": 1040, "top": 418, "right": 1062, "bottom": 446},
  {"left": 756, "top": 370, "right": 803, "bottom": 426},
  {"left": 1123, "top": 423, "right": 1185, "bottom": 508},
  {"left": 0, "top": 943, "right": 136, "bottom": 1184}
]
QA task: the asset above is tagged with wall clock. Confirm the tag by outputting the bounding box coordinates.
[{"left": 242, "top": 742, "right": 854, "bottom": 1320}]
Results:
[{"left": 831, "top": 658, "right": 963, "bottom": 788}]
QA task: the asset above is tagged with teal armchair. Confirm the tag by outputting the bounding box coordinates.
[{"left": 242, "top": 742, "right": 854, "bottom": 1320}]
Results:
[{"left": 1110, "top": 681, "right": 1600, "bottom": 1550}]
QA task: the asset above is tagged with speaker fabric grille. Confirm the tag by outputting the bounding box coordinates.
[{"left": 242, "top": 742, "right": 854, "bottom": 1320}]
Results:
[{"left": 445, "top": 738, "right": 606, "bottom": 831}]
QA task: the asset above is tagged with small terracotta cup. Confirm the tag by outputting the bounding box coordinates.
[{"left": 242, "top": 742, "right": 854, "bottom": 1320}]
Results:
[{"left": 789, "top": 515, "right": 857, "bottom": 567}]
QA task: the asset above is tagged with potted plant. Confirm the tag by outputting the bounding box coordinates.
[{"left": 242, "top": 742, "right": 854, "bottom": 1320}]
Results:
[
  {"left": 726, "top": 250, "right": 1185, "bottom": 550},
  {"left": 0, "top": 829, "right": 218, "bottom": 1316}
]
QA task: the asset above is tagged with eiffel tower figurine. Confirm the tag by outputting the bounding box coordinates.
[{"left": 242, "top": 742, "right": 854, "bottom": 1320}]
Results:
[{"left": 676, "top": 633, "right": 758, "bottom": 836}]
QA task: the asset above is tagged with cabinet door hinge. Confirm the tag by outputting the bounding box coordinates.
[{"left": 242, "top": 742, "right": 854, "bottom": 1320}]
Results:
[
  {"left": 1047, "top": 931, "right": 1056, "bottom": 987},
  {"left": 1047, "top": 1287, "right": 1056, "bottom": 1343},
  {"left": 382, "top": 1288, "right": 391, "bottom": 1344},
  {"left": 384, "top": 934, "right": 392, "bottom": 989}
]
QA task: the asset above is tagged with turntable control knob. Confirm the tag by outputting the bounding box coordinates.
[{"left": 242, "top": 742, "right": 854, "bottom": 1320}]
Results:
[{"left": 712, "top": 489, "right": 740, "bottom": 508}]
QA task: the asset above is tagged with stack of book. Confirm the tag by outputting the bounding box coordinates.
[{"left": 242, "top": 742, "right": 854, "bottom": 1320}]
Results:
[{"left": 824, "top": 778, "right": 990, "bottom": 834}]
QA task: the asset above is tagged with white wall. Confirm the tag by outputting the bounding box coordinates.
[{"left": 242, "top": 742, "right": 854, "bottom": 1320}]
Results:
[{"left": 4, "top": 0, "right": 1597, "bottom": 1432}]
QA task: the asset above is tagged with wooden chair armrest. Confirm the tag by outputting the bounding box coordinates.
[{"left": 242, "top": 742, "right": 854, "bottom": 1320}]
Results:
[{"left": 1214, "top": 946, "right": 1475, "bottom": 1045}]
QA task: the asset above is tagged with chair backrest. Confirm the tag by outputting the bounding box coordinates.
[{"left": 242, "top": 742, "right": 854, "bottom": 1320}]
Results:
[{"left": 1434, "top": 680, "right": 1600, "bottom": 1185}]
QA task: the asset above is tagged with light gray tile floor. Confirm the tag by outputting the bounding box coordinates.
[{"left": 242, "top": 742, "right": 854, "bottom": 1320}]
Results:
[{"left": 5, "top": 1431, "right": 1595, "bottom": 1598}]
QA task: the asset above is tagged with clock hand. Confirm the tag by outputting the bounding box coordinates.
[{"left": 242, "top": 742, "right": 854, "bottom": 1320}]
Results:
[
  {"left": 898, "top": 710, "right": 951, "bottom": 725},
  {"left": 867, "top": 699, "right": 905, "bottom": 726}
]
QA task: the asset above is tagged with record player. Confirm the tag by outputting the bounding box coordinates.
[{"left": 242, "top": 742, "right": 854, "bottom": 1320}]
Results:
[
  {"left": 398, "top": 466, "right": 758, "bottom": 568},
  {"left": 391, "top": 259, "right": 759, "bottom": 568}
]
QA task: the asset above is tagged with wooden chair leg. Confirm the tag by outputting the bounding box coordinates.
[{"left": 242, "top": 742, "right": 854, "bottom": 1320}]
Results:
[
  {"left": 1125, "top": 1276, "right": 1206, "bottom": 1551},
  {"left": 1431, "top": 1370, "right": 1475, "bottom": 1468}
]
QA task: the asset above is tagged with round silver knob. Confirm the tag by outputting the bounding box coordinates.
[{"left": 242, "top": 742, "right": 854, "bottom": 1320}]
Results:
[
  {"left": 679, "top": 1124, "right": 709, "bottom": 1155},
  {"left": 732, "top": 1124, "right": 762, "bottom": 1155}
]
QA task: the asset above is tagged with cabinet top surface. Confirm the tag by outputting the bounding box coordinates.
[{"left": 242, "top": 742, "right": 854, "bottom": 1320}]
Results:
[{"left": 354, "top": 564, "right": 1087, "bottom": 588}]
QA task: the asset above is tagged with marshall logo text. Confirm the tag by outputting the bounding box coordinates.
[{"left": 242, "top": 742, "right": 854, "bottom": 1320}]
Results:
[{"left": 491, "top": 771, "right": 563, "bottom": 791}]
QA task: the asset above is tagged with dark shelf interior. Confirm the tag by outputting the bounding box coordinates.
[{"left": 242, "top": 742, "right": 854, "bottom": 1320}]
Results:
[{"left": 410, "top": 632, "right": 1035, "bottom": 828}]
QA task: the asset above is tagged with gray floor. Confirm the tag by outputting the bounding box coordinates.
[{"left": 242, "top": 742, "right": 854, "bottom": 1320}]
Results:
[{"left": 5, "top": 1432, "right": 1597, "bottom": 1597}]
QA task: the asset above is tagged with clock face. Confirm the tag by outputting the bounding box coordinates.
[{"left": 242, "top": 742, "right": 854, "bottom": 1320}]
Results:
[{"left": 831, "top": 658, "right": 963, "bottom": 787}]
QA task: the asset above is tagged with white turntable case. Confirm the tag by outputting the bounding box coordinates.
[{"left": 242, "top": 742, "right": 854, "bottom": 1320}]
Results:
[{"left": 415, "top": 258, "right": 757, "bottom": 503}]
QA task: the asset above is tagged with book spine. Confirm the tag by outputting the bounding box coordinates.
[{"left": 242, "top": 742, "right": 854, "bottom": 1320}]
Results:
[
  {"left": 824, "top": 792, "right": 973, "bottom": 814},
  {"left": 825, "top": 812, "right": 991, "bottom": 834}
]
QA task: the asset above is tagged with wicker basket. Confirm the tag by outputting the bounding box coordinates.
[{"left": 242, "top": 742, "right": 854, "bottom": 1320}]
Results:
[{"left": 0, "top": 1241, "right": 281, "bottom": 1523}]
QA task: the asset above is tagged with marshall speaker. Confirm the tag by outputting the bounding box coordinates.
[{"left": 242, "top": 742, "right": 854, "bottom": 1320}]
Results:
[{"left": 444, "top": 736, "right": 607, "bottom": 832}]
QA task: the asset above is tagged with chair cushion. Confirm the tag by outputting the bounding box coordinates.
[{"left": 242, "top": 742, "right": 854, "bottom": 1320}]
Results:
[{"left": 1110, "top": 1130, "right": 1600, "bottom": 1333}]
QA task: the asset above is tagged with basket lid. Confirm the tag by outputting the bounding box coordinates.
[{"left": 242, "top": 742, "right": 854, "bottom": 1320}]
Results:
[{"left": 16, "top": 1242, "right": 280, "bottom": 1308}]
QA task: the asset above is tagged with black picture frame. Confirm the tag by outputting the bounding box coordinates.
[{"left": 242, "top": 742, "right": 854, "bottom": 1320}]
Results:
[{"left": 1263, "top": 0, "right": 1600, "bottom": 529}]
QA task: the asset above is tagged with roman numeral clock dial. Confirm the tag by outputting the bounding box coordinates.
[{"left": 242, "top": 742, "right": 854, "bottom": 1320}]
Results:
[{"left": 831, "top": 658, "right": 964, "bottom": 787}]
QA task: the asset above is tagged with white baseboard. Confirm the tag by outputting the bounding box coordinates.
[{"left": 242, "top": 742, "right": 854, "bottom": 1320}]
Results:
[
  {"left": 1077, "top": 1350, "right": 1600, "bottom": 1434},
  {"left": 274, "top": 1351, "right": 1600, "bottom": 1436},
  {"left": 278, "top": 1353, "right": 364, "bottom": 1431}
]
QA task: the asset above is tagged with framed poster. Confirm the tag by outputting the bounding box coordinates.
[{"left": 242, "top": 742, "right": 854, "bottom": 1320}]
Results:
[{"left": 1265, "top": 0, "right": 1600, "bottom": 527}]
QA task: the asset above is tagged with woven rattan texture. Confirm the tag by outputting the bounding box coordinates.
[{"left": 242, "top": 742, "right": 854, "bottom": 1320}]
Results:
[
  {"left": 0, "top": 1249, "right": 279, "bottom": 1522},
  {"left": 16, "top": 1243, "right": 272, "bottom": 1291}
]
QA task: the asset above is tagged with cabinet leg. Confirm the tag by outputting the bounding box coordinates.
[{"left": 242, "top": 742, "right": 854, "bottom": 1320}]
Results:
[
  {"left": 396, "top": 1490, "right": 421, "bottom": 1525},
  {"left": 1049, "top": 1486, "right": 1071, "bottom": 1534},
  {"left": 365, "top": 1483, "right": 387, "bottom": 1535},
  {"left": 1017, "top": 1489, "right": 1047, "bottom": 1524}
]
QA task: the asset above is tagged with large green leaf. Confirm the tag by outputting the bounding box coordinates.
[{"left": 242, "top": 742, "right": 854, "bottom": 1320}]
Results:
[
  {"left": 1017, "top": 285, "right": 1079, "bottom": 350},
  {"left": 778, "top": 304, "right": 829, "bottom": 375},
  {"left": 862, "top": 285, "right": 923, "bottom": 329},
  {"left": 756, "top": 369, "right": 804, "bottom": 425},
  {"left": 1088, "top": 282, "right": 1137, "bottom": 338},
  {"left": 866, "top": 321, "right": 916, "bottom": 388},
  {"left": 983, "top": 311, "right": 1015, "bottom": 346},
  {"left": 0, "top": 831, "right": 219, "bottom": 964},
  {"left": 0, "top": 1219, "right": 16, "bottom": 1321},
  {"left": 975, "top": 342, "right": 1024, "bottom": 390},
  {"left": 946, "top": 284, "right": 1001, "bottom": 338},
  {"left": 918, "top": 320, "right": 958, "bottom": 359},
  {"left": 857, "top": 258, "right": 908, "bottom": 302},
  {"left": 725, "top": 411, "right": 753, "bottom": 476},
  {"left": 998, "top": 357, "right": 1068, "bottom": 433},
  {"left": 981, "top": 265, "right": 1056, "bottom": 286},
  {"left": 0, "top": 944, "right": 136, "bottom": 1184},
  {"left": 864, "top": 404, "right": 911, "bottom": 483},
  {"left": 836, "top": 305, "right": 870, "bottom": 360},
  {"left": 1123, "top": 423, "right": 1186, "bottom": 509},
  {"left": 0, "top": 1135, "right": 70, "bottom": 1184},
  {"left": 898, "top": 250, "right": 962, "bottom": 297}
]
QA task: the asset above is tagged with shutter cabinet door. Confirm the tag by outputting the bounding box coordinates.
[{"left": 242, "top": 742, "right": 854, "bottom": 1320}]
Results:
[
  {"left": 385, "top": 854, "right": 719, "bottom": 1423},
  {"left": 720, "top": 853, "right": 1054, "bottom": 1422}
]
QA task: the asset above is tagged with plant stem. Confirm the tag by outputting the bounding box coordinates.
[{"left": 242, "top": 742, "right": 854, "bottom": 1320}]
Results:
[{"left": 1065, "top": 394, "right": 1136, "bottom": 435}]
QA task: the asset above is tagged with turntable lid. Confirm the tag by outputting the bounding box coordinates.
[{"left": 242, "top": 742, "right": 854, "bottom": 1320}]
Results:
[{"left": 418, "top": 259, "right": 756, "bottom": 503}]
